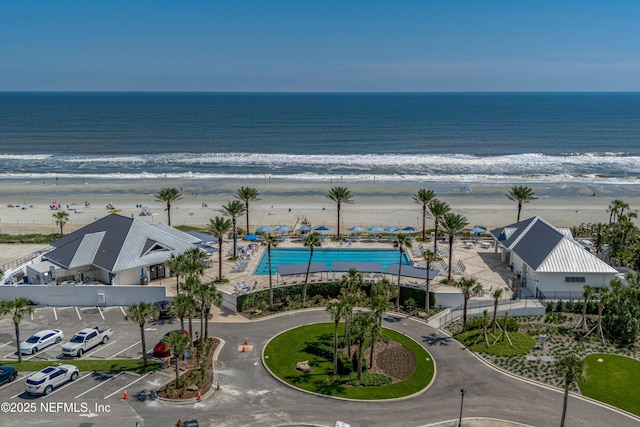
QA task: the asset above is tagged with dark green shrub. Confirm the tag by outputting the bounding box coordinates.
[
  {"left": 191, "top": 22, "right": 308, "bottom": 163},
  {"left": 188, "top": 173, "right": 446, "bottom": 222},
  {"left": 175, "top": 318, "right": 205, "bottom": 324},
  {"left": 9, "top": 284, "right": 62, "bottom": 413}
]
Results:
[
  {"left": 330, "top": 372, "right": 391, "bottom": 386},
  {"left": 546, "top": 301, "right": 554, "bottom": 313},
  {"left": 555, "top": 300, "right": 564, "bottom": 312}
]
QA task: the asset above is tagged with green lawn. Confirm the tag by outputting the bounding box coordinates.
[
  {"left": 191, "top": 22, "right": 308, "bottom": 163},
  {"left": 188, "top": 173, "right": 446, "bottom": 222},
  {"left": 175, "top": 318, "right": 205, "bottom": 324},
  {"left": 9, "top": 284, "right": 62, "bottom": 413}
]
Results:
[
  {"left": 454, "top": 330, "right": 536, "bottom": 356},
  {"left": 0, "top": 359, "right": 161, "bottom": 373},
  {"left": 580, "top": 354, "right": 640, "bottom": 416},
  {"left": 263, "top": 323, "right": 434, "bottom": 400}
]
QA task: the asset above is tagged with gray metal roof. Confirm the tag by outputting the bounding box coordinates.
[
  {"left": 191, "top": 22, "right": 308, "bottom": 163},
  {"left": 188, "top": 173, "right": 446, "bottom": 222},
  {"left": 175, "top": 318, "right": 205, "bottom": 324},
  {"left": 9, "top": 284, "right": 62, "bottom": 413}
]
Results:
[
  {"left": 331, "top": 261, "right": 382, "bottom": 273},
  {"left": 492, "top": 216, "right": 617, "bottom": 274},
  {"left": 45, "top": 214, "right": 200, "bottom": 273},
  {"left": 384, "top": 264, "right": 439, "bottom": 280},
  {"left": 276, "top": 262, "right": 329, "bottom": 276}
]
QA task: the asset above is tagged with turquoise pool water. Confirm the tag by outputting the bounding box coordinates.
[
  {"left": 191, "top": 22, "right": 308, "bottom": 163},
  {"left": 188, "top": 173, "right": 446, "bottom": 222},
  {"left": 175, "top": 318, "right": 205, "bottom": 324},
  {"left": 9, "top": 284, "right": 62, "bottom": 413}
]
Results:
[{"left": 254, "top": 248, "right": 411, "bottom": 275}]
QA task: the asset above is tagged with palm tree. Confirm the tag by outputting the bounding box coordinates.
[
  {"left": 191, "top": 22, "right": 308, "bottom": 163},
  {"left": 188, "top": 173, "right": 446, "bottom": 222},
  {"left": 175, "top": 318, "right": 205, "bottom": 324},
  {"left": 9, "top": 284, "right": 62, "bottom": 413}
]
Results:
[
  {"left": 422, "top": 249, "right": 440, "bottom": 315},
  {"left": 491, "top": 288, "right": 503, "bottom": 334},
  {"left": 456, "top": 277, "right": 482, "bottom": 331},
  {"left": 167, "top": 294, "right": 196, "bottom": 332},
  {"left": 221, "top": 200, "right": 247, "bottom": 259},
  {"left": 165, "top": 254, "right": 186, "bottom": 295},
  {"left": 205, "top": 216, "right": 232, "bottom": 280},
  {"left": 163, "top": 331, "right": 191, "bottom": 387},
  {"left": 339, "top": 269, "right": 365, "bottom": 357},
  {"left": 235, "top": 186, "right": 260, "bottom": 234},
  {"left": 182, "top": 247, "right": 206, "bottom": 280},
  {"left": 439, "top": 212, "right": 469, "bottom": 281},
  {"left": 577, "top": 285, "right": 595, "bottom": 332},
  {"left": 506, "top": 185, "right": 537, "bottom": 222},
  {"left": 428, "top": 199, "right": 450, "bottom": 254},
  {"left": 53, "top": 210, "right": 70, "bottom": 237},
  {"left": 156, "top": 187, "right": 183, "bottom": 226},
  {"left": 326, "top": 186, "right": 354, "bottom": 240},
  {"left": 351, "top": 312, "right": 376, "bottom": 380},
  {"left": 262, "top": 234, "right": 278, "bottom": 310},
  {"left": 369, "top": 279, "right": 394, "bottom": 326},
  {"left": 125, "top": 302, "right": 159, "bottom": 367},
  {"left": 393, "top": 234, "right": 412, "bottom": 311},
  {"left": 0, "top": 298, "right": 34, "bottom": 363},
  {"left": 302, "top": 232, "right": 322, "bottom": 303},
  {"left": 192, "top": 281, "right": 222, "bottom": 346},
  {"left": 413, "top": 189, "right": 436, "bottom": 241},
  {"left": 556, "top": 355, "right": 587, "bottom": 427},
  {"left": 608, "top": 199, "right": 629, "bottom": 224},
  {"left": 327, "top": 298, "right": 350, "bottom": 375}
]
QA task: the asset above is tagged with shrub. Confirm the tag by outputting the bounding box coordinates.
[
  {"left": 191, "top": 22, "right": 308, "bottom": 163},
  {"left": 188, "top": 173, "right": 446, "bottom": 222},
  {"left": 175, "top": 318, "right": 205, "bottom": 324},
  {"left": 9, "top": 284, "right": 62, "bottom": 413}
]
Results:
[
  {"left": 545, "top": 312, "right": 567, "bottom": 324},
  {"left": 330, "top": 372, "right": 392, "bottom": 387},
  {"left": 546, "top": 301, "right": 554, "bottom": 313}
]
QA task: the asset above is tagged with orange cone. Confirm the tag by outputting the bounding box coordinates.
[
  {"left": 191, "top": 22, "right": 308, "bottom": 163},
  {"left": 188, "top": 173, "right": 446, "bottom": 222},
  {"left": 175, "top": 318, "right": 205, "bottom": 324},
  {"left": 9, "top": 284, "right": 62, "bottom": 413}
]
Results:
[
  {"left": 196, "top": 390, "right": 202, "bottom": 402},
  {"left": 241, "top": 346, "right": 246, "bottom": 353},
  {"left": 244, "top": 337, "right": 249, "bottom": 345},
  {"left": 123, "top": 389, "right": 128, "bottom": 400}
]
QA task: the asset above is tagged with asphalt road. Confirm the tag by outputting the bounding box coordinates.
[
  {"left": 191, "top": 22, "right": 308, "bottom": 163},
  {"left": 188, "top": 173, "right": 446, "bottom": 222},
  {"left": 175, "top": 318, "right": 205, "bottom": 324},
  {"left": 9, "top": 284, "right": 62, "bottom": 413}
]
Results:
[{"left": 1, "top": 308, "right": 638, "bottom": 427}]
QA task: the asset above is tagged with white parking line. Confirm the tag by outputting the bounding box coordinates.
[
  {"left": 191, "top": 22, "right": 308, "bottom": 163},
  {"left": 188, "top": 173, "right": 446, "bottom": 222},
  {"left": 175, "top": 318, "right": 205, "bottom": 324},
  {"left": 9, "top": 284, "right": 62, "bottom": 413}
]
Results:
[
  {"left": 107, "top": 341, "right": 140, "bottom": 359},
  {"left": 3, "top": 350, "right": 16, "bottom": 358},
  {"left": 56, "top": 306, "right": 73, "bottom": 310},
  {"left": 75, "top": 306, "right": 81, "bottom": 320},
  {"left": 30, "top": 312, "right": 33, "bottom": 321},
  {"left": 53, "top": 307, "right": 58, "bottom": 320},
  {"left": 0, "top": 341, "right": 13, "bottom": 349},
  {"left": 119, "top": 306, "right": 127, "bottom": 316},
  {"left": 85, "top": 340, "right": 118, "bottom": 356},
  {"left": 75, "top": 371, "right": 124, "bottom": 399},
  {"left": 41, "top": 371, "right": 94, "bottom": 399},
  {"left": 104, "top": 372, "right": 152, "bottom": 399},
  {"left": 0, "top": 373, "right": 33, "bottom": 391},
  {"left": 22, "top": 343, "right": 62, "bottom": 361},
  {"left": 98, "top": 306, "right": 105, "bottom": 320}
]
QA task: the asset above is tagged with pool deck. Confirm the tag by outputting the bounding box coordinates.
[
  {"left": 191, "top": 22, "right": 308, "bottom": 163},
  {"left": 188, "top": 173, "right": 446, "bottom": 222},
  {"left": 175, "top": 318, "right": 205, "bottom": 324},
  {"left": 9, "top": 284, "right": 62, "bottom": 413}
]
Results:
[{"left": 155, "top": 236, "right": 514, "bottom": 303}]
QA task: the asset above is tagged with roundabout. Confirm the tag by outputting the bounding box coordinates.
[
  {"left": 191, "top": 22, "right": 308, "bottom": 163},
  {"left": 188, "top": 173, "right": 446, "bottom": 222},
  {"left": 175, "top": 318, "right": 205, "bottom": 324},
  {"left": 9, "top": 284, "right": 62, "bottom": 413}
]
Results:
[{"left": 263, "top": 323, "right": 435, "bottom": 400}]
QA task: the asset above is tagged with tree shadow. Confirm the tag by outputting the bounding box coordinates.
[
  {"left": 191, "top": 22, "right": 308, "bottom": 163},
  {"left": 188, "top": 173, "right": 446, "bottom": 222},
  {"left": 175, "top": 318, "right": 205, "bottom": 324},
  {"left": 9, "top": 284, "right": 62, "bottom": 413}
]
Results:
[
  {"left": 383, "top": 315, "right": 403, "bottom": 323},
  {"left": 422, "top": 333, "right": 453, "bottom": 346}
]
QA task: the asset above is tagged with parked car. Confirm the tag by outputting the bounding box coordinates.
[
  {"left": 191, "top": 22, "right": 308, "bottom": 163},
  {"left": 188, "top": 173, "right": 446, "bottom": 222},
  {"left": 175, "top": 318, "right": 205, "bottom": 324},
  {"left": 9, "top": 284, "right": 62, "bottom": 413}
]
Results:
[
  {"left": 0, "top": 366, "right": 17, "bottom": 385},
  {"left": 154, "top": 300, "right": 172, "bottom": 319},
  {"left": 25, "top": 364, "right": 79, "bottom": 395},
  {"left": 62, "top": 326, "right": 113, "bottom": 357},
  {"left": 153, "top": 330, "right": 189, "bottom": 357},
  {"left": 20, "top": 329, "right": 64, "bottom": 355}
]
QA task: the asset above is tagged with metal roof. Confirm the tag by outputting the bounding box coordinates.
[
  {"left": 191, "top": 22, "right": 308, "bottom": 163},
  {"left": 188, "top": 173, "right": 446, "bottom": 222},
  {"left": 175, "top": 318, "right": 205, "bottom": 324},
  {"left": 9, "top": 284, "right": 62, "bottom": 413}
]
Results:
[
  {"left": 45, "top": 214, "right": 200, "bottom": 273},
  {"left": 492, "top": 216, "right": 617, "bottom": 274},
  {"left": 384, "top": 264, "right": 439, "bottom": 280},
  {"left": 331, "top": 261, "right": 382, "bottom": 273},
  {"left": 276, "top": 262, "right": 329, "bottom": 276}
]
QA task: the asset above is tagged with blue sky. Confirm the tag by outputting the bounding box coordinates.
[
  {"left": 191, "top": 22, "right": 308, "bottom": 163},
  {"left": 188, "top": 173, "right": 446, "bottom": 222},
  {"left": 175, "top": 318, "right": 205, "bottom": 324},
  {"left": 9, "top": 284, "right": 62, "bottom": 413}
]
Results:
[{"left": 2, "top": 1, "right": 640, "bottom": 91}]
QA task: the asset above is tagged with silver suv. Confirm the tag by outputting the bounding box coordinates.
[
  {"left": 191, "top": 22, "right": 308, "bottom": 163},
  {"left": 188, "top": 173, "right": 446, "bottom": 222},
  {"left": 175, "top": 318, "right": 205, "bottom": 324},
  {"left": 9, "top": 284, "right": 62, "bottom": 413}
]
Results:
[{"left": 25, "top": 364, "right": 79, "bottom": 395}]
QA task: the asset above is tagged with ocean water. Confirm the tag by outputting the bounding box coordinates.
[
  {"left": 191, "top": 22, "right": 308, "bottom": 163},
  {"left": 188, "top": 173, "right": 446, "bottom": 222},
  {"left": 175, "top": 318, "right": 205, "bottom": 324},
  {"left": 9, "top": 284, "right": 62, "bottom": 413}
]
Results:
[{"left": 1, "top": 92, "right": 639, "bottom": 188}]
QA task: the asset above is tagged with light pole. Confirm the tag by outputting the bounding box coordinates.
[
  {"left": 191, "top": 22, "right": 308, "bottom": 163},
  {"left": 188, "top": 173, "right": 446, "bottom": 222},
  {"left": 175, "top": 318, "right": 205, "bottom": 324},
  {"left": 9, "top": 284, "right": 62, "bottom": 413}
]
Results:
[{"left": 459, "top": 388, "right": 466, "bottom": 427}]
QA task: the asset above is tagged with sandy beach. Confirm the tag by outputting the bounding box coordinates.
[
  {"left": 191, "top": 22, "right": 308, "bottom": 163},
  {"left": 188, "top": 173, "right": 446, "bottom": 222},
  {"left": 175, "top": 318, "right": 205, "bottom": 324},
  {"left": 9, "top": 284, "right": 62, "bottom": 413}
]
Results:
[{"left": 0, "top": 178, "right": 632, "bottom": 236}]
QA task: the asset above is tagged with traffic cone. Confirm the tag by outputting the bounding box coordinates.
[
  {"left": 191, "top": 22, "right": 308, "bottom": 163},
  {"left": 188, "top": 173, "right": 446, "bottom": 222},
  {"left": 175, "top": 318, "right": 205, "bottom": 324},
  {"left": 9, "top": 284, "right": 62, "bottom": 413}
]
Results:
[
  {"left": 196, "top": 390, "right": 202, "bottom": 402},
  {"left": 123, "top": 389, "right": 128, "bottom": 400},
  {"left": 241, "top": 346, "right": 246, "bottom": 353},
  {"left": 216, "top": 383, "right": 221, "bottom": 391},
  {"left": 244, "top": 337, "right": 249, "bottom": 345}
]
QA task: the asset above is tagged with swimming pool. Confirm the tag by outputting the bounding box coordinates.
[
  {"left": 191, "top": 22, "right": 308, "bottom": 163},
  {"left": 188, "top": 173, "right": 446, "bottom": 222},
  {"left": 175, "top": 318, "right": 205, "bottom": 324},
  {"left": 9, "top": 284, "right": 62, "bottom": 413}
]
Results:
[{"left": 254, "top": 248, "right": 411, "bottom": 275}]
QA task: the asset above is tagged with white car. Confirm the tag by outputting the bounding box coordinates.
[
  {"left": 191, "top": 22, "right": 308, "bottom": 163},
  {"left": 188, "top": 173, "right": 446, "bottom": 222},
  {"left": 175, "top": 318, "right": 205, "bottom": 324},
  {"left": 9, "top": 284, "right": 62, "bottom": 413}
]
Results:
[
  {"left": 20, "top": 329, "right": 64, "bottom": 355},
  {"left": 25, "top": 364, "right": 79, "bottom": 395}
]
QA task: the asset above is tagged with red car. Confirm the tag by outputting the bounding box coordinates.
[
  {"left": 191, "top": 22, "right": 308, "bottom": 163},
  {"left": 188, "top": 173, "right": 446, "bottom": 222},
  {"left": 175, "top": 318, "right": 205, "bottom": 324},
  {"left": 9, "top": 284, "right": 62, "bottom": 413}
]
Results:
[{"left": 153, "top": 330, "right": 189, "bottom": 357}]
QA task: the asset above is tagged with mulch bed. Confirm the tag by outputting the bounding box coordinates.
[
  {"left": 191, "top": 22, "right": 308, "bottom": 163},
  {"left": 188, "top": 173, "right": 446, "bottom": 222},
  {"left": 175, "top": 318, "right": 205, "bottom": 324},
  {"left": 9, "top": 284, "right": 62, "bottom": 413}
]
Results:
[
  {"left": 343, "top": 340, "right": 417, "bottom": 382},
  {"left": 156, "top": 338, "right": 220, "bottom": 400}
]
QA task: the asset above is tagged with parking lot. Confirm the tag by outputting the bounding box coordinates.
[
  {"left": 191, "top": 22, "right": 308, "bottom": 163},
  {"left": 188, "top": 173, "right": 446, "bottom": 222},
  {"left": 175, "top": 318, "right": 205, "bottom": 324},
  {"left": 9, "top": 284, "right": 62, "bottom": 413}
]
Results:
[{"left": 0, "top": 305, "right": 185, "bottom": 425}]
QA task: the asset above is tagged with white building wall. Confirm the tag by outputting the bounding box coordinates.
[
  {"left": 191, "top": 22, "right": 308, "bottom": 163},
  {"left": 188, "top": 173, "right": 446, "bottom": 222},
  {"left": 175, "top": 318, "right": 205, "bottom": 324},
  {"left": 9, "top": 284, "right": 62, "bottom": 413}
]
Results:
[{"left": 530, "top": 272, "right": 616, "bottom": 299}]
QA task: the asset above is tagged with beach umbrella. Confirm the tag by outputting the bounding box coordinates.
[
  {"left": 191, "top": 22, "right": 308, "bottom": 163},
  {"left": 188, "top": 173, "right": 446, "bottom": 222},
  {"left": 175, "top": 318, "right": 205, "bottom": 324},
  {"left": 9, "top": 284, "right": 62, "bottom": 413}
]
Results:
[
  {"left": 348, "top": 226, "right": 364, "bottom": 232},
  {"left": 275, "top": 225, "right": 292, "bottom": 232},
  {"left": 256, "top": 225, "right": 273, "bottom": 232},
  {"left": 367, "top": 226, "right": 384, "bottom": 232},
  {"left": 314, "top": 225, "right": 331, "bottom": 231},
  {"left": 402, "top": 226, "right": 417, "bottom": 232},
  {"left": 298, "top": 225, "right": 312, "bottom": 232},
  {"left": 384, "top": 226, "right": 400, "bottom": 232},
  {"left": 140, "top": 267, "right": 146, "bottom": 279},
  {"left": 471, "top": 226, "right": 486, "bottom": 234},
  {"left": 243, "top": 234, "right": 259, "bottom": 241}
]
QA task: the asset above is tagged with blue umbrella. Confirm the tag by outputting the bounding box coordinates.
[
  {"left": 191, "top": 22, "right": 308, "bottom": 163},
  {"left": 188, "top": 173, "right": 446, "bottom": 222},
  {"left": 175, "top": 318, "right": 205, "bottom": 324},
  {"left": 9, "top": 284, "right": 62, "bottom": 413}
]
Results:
[
  {"left": 384, "top": 226, "right": 400, "bottom": 232},
  {"left": 402, "top": 226, "right": 417, "bottom": 232},
  {"left": 275, "top": 225, "right": 292, "bottom": 232},
  {"left": 298, "top": 225, "right": 312, "bottom": 231},
  {"left": 471, "top": 226, "right": 486, "bottom": 234},
  {"left": 140, "top": 267, "right": 146, "bottom": 279},
  {"left": 314, "top": 225, "right": 331, "bottom": 231},
  {"left": 243, "top": 234, "right": 259, "bottom": 241},
  {"left": 256, "top": 225, "right": 273, "bottom": 232},
  {"left": 348, "top": 226, "right": 364, "bottom": 232},
  {"left": 367, "top": 226, "right": 384, "bottom": 232}
]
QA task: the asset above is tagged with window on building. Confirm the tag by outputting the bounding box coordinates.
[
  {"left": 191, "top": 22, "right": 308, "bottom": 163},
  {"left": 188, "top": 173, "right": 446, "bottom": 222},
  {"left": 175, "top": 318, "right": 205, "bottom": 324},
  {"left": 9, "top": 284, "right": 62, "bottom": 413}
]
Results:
[{"left": 564, "top": 276, "right": 586, "bottom": 283}]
